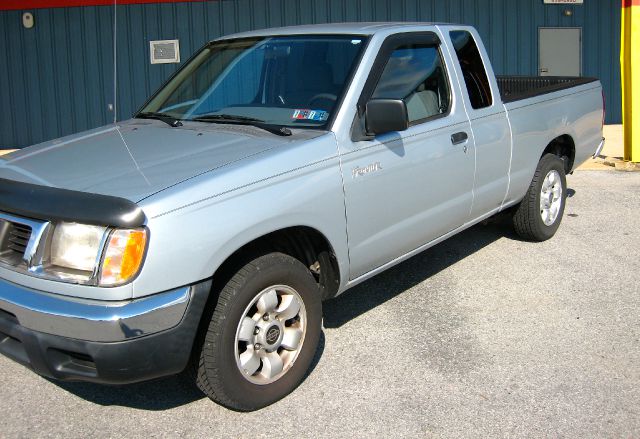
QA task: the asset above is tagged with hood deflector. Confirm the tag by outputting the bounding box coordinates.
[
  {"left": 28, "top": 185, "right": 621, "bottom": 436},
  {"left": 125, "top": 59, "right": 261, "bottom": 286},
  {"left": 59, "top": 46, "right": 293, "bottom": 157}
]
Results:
[{"left": 0, "top": 178, "right": 146, "bottom": 228}]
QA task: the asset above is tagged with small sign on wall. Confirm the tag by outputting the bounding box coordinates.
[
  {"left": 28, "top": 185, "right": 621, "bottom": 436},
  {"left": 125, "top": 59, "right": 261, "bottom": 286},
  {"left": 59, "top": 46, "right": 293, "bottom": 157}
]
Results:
[
  {"left": 543, "top": 0, "right": 583, "bottom": 3},
  {"left": 150, "top": 40, "right": 180, "bottom": 64}
]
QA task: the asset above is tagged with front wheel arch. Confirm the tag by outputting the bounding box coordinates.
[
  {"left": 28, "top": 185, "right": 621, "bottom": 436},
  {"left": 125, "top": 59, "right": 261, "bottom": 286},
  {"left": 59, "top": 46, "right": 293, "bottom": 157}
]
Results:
[
  {"left": 209, "top": 226, "right": 341, "bottom": 302},
  {"left": 192, "top": 252, "right": 323, "bottom": 411}
]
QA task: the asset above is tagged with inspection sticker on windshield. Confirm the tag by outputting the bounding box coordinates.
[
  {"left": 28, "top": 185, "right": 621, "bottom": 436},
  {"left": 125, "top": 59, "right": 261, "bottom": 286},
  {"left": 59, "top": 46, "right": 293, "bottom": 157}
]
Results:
[{"left": 292, "top": 109, "right": 329, "bottom": 121}]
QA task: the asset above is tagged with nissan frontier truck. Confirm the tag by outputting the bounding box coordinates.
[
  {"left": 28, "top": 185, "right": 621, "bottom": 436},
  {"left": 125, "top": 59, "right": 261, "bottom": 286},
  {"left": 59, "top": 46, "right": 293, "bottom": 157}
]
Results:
[{"left": 0, "top": 22, "right": 605, "bottom": 410}]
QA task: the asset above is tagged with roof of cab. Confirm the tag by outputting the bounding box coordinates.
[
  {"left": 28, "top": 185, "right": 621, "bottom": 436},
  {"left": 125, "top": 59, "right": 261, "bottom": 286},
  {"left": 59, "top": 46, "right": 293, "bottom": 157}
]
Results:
[{"left": 215, "top": 22, "right": 455, "bottom": 41}]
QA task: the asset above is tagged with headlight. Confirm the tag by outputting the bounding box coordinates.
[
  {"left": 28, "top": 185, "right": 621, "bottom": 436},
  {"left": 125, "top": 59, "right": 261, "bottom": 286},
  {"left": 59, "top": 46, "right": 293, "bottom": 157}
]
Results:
[
  {"left": 47, "top": 222, "right": 147, "bottom": 286},
  {"left": 50, "top": 223, "right": 107, "bottom": 272}
]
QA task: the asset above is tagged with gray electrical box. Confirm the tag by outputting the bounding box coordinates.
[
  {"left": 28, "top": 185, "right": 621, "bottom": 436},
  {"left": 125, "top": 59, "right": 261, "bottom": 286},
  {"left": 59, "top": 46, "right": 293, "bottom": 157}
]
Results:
[{"left": 150, "top": 40, "right": 180, "bottom": 64}]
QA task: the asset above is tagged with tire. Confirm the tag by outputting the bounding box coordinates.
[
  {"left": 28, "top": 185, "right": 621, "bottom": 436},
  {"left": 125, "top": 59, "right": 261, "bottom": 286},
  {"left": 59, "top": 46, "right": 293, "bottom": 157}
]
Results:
[
  {"left": 512, "top": 153, "right": 567, "bottom": 241},
  {"left": 192, "top": 252, "right": 322, "bottom": 411}
]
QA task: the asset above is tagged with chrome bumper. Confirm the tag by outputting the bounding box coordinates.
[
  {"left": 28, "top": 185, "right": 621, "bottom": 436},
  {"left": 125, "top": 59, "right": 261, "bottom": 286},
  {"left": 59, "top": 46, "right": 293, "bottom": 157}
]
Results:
[
  {"left": 593, "top": 137, "right": 605, "bottom": 158},
  {"left": 0, "top": 278, "right": 191, "bottom": 342}
]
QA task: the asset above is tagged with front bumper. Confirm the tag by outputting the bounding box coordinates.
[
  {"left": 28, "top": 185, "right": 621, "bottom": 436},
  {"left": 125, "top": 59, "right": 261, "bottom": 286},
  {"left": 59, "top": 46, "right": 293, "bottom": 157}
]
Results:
[{"left": 0, "top": 278, "right": 211, "bottom": 384}]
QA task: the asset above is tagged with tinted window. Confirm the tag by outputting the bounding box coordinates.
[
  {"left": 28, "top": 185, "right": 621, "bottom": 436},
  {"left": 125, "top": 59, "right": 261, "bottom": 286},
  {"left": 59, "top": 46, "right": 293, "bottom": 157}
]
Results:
[
  {"left": 450, "top": 31, "right": 493, "bottom": 109},
  {"left": 372, "top": 44, "right": 450, "bottom": 123}
]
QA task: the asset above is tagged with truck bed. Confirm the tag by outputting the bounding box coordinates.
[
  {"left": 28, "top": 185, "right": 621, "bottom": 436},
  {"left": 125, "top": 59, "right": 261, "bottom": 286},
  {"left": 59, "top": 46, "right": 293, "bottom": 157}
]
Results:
[{"left": 497, "top": 76, "right": 599, "bottom": 103}]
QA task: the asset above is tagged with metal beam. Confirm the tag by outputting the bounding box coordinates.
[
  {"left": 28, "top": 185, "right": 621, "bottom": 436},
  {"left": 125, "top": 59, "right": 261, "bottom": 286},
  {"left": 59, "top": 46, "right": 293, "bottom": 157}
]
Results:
[{"left": 621, "top": 0, "right": 640, "bottom": 162}]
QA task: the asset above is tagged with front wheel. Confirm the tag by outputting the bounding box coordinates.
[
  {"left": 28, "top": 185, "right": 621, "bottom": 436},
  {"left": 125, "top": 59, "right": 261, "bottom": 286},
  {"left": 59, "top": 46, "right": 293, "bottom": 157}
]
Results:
[
  {"left": 192, "top": 253, "right": 322, "bottom": 411},
  {"left": 512, "top": 153, "right": 567, "bottom": 241}
]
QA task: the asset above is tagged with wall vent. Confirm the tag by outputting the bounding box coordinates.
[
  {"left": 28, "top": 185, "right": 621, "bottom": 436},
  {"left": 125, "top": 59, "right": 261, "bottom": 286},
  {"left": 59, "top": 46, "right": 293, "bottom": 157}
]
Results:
[{"left": 150, "top": 40, "right": 180, "bottom": 64}]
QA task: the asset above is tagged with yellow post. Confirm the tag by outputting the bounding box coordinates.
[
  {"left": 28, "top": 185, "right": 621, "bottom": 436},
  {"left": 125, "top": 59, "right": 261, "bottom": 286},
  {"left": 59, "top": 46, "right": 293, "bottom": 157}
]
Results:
[{"left": 621, "top": 0, "right": 640, "bottom": 162}]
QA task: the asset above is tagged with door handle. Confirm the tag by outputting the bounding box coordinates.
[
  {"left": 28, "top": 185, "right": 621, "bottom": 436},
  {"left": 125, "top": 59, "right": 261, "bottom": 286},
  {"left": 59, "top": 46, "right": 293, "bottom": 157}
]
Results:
[
  {"left": 451, "top": 131, "right": 468, "bottom": 145},
  {"left": 539, "top": 68, "right": 549, "bottom": 74}
]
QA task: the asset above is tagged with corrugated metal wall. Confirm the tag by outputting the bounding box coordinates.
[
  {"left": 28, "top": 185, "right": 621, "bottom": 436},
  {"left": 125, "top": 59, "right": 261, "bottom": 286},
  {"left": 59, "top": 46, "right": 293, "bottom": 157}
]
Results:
[{"left": 0, "top": 0, "right": 621, "bottom": 148}]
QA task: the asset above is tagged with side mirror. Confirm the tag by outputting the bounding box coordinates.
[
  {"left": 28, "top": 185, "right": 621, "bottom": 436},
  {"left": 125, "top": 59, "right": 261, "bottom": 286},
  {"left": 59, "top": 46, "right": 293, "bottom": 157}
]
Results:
[{"left": 365, "top": 99, "right": 409, "bottom": 135}]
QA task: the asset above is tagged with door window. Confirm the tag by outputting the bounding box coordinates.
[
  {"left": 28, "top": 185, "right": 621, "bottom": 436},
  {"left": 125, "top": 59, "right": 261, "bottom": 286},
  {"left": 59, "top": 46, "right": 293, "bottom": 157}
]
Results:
[{"left": 372, "top": 44, "right": 450, "bottom": 124}]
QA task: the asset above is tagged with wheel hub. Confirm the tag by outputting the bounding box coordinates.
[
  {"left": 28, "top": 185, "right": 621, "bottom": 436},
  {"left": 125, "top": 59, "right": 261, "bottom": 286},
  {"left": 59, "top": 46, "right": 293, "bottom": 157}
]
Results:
[
  {"left": 540, "top": 169, "right": 563, "bottom": 226},
  {"left": 254, "top": 319, "right": 284, "bottom": 351},
  {"left": 234, "top": 285, "right": 307, "bottom": 385}
]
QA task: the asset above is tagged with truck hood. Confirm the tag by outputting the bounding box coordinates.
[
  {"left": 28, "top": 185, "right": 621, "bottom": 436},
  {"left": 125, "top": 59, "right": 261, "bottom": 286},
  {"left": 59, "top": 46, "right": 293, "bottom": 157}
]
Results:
[{"left": 0, "top": 119, "right": 316, "bottom": 202}]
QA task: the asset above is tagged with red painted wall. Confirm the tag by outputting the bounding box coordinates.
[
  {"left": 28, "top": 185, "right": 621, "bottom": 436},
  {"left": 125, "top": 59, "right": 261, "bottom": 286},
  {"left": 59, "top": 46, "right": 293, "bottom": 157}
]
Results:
[{"left": 0, "top": 0, "right": 206, "bottom": 11}]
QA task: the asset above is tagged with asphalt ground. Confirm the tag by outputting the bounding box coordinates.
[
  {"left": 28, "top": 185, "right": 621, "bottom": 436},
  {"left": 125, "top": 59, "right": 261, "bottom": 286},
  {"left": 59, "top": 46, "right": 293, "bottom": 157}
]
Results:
[{"left": 1, "top": 170, "right": 639, "bottom": 438}]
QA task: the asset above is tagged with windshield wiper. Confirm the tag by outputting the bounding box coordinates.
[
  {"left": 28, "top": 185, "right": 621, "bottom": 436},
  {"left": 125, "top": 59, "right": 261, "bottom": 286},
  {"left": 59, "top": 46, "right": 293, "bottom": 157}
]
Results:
[
  {"left": 136, "top": 111, "right": 183, "bottom": 127},
  {"left": 194, "top": 114, "right": 263, "bottom": 122},
  {"left": 190, "top": 114, "right": 292, "bottom": 136}
]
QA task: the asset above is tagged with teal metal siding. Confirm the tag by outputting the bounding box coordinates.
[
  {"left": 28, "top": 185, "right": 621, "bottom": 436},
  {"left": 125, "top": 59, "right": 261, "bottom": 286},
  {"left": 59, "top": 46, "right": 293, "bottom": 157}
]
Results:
[
  {"left": 0, "top": 0, "right": 621, "bottom": 148},
  {"left": 0, "top": 7, "right": 115, "bottom": 148}
]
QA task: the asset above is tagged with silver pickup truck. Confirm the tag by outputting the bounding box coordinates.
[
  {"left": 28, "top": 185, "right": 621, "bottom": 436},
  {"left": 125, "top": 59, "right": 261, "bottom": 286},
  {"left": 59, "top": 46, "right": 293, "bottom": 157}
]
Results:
[{"left": 0, "top": 22, "right": 604, "bottom": 410}]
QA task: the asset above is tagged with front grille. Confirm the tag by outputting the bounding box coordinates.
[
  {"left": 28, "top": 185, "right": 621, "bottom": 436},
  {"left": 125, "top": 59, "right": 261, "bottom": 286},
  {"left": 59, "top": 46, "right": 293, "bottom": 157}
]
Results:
[
  {"left": 0, "top": 219, "right": 33, "bottom": 265},
  {"left": 8, "top": 222, "right": 31, "bottom": 255}
]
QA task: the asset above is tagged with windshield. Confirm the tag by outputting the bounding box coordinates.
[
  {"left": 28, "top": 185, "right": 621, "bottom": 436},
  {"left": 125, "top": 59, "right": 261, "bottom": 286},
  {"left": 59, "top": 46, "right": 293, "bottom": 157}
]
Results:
[{"left": 139, "top": 35, "right": 366, "bottom": 128}]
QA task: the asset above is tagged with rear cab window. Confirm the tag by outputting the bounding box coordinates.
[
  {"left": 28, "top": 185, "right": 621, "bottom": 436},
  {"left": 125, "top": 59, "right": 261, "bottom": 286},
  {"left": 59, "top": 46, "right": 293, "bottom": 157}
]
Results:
[{"left": 449, "top": 30, "right": 493, "bottom": 109}]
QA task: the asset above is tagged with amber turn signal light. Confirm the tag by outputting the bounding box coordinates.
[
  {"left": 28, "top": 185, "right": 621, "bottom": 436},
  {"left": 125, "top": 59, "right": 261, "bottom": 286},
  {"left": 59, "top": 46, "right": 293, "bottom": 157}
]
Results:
[{"left": 99, "top": 229, "right": 147, "bottom": 286}]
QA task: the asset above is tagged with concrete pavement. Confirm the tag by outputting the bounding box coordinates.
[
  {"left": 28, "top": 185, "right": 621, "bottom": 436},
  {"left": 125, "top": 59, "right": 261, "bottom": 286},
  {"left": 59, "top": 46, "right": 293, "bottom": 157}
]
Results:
[
  {"left": 578, "top": 124, "right": 640, "bottom": 171},
  {"left": 577, "top": 125, "right": 619, "bottom": 171}
]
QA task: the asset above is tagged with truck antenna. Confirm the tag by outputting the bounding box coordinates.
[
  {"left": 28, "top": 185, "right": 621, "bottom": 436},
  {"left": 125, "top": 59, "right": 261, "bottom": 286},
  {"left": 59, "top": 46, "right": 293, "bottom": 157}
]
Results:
[{"left": 112, "top": 0, "right": 117, "bottom": 124}]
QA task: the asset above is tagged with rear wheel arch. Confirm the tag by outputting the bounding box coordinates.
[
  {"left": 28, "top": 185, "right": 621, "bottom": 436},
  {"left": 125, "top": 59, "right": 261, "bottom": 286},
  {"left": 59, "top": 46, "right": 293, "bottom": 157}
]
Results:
[
  {"left": 512, "top": 153, "right": 567, "bottom": 241},
  {"left": 541, "top": 134, "right": 576, "bottom": 174}
]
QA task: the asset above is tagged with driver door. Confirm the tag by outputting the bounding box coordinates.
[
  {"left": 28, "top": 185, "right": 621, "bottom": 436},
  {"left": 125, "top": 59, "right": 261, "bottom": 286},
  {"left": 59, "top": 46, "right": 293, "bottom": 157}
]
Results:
[{"left": 340, "top": 33, "right": 476, "bottom": 279}]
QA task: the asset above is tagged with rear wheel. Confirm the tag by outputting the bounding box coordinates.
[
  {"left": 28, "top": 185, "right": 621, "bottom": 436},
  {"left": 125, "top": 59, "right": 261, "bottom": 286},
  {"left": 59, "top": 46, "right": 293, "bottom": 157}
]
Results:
[
  {"left": 192, "top": 252, "right": 322, "bottom": 411},
  {"left": 512, "top": 153, "right": 567, "bottom": 241}
]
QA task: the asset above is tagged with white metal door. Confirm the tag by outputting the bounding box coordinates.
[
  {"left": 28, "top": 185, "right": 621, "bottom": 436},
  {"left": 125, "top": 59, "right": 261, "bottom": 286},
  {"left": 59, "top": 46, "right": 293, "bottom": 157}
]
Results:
[{"left": 539, "top": 27, "right": 582, "bottom": 76}]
